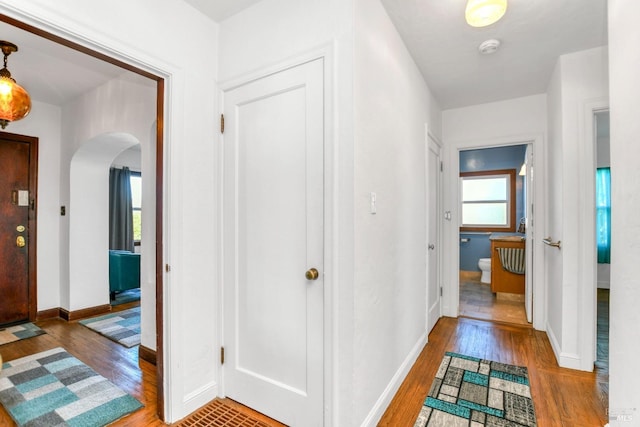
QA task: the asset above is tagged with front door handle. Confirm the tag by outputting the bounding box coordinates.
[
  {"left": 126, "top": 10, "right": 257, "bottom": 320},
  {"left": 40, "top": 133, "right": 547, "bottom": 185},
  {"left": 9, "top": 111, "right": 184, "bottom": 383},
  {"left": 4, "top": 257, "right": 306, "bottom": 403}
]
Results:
[{"left": 16, "top": 235, "right": 25, "bottom": 247}]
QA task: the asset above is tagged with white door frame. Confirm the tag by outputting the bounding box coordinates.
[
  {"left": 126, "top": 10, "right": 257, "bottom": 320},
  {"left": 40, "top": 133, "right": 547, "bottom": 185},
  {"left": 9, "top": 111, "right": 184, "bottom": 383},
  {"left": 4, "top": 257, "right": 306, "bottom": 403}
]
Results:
[
  {"left": 426, "top": 126, "right": 443, "bottom": 332},
  {"left": 443, "top": 134, "right": 547, "bottom": 331},
  {"left": 218, "top": 45, "right": 336, "bottom": 425},
  {"left": 579, "top": 98, "right": 609, "bottom": 369}
]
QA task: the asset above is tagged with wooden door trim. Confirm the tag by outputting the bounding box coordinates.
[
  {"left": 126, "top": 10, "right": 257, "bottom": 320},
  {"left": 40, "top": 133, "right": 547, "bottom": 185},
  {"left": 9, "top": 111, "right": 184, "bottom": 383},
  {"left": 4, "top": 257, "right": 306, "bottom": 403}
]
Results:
[
  {"left": 0, "top": 15, "right": 166, "bottom": 421},
  {"left": 0, "top": 131, "right": 38, "bottom": 322}
]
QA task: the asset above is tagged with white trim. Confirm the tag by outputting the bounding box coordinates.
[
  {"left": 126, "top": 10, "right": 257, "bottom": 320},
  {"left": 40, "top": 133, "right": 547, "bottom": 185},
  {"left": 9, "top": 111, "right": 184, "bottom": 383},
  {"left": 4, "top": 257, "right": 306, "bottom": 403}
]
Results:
[
  {"left": 546, "top": 322, "right": 584, "bottom": 370},
  {"left": 426, "top": 126, "right": 443, "bottom": 333},
  {"left": 445, "top": 133, "right": 546, "bottom": 330},
  {"left": 360, "top": 331, "right": 429, "bottom": 427},
  {"left": 218, "top": 43, "right": 336, "bottom": 426},
  {"left": 182, "top": 381, "right": 220, "bottom": 415},
  {"left": 578, "top": 98, "right": 609, "bottom": 372},
  {"left": 219, "top": 42, "right": 336, "bottom": 91}
]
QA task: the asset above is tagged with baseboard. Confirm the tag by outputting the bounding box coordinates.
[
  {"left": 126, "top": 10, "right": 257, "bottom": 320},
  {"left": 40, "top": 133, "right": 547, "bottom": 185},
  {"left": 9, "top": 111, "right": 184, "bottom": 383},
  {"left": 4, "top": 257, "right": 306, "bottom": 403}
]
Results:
[
  {"left": 59, "top": 304, "right": 112, "bottom": 321},
  {"left": 180, "top": 380, "right": 220, "bottom": 421},
  {"left": 460, "top": 270, "right": 481, "bottom": 281},
  {"left": 546, "top": 322, "right": 584, "bottom": 371},
  {"left": 36, "top": 308, "right": 61, "bottom": 320},
  {"left": 139, "top": 345, "right": 157, "bottom": 365},
  {"left": 361, "top": 330, "right": 429, "bottom": 426}
]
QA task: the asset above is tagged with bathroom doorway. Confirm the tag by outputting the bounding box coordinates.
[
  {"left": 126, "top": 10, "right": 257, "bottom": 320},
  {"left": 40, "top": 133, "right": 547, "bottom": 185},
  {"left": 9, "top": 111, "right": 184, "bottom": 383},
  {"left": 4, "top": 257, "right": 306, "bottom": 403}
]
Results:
[{"left": 458, "top": 144, "right": 532, "bottom": 325}]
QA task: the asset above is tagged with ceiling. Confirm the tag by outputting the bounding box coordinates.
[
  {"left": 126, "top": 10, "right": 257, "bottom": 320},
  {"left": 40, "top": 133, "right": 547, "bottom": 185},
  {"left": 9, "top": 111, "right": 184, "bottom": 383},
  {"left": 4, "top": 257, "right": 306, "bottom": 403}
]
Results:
[
  {"left": 185, "top": 0, "right": 608, "bottom": 109},
  {"left": 0, "top": 0, "right": 608, "bottom": 111},
  {"left": 0, "top": 21, "right": 134, "bottom": 106},
  {"left": 182, "top": 0, "right": 263, "bottom": 22},
  {"left": 380, "top": 0, "right": 608, "bottom": 109}
]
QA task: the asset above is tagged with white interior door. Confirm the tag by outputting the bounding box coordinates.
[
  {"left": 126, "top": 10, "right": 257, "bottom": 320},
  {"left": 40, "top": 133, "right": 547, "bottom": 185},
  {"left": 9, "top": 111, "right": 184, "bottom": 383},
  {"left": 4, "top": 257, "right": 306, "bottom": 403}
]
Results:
[
  {"left": 427, "top": 134, "right": 442, "bottom": 332},
  {"left": 223, "top": 59, "right": 324, "bottom": 426},
  {"left": 524, "top": 144, "right": 534, "bottom": 323}
]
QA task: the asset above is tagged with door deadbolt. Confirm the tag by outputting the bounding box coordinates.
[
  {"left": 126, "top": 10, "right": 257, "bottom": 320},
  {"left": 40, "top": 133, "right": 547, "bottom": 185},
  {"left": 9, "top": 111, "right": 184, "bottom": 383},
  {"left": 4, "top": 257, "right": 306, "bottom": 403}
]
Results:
[
  {"left": 16, "top": 225, "right": 25, "bottom": 232},
  {"left": 305, "top": 268, "right": 319, "bottom": 281}
]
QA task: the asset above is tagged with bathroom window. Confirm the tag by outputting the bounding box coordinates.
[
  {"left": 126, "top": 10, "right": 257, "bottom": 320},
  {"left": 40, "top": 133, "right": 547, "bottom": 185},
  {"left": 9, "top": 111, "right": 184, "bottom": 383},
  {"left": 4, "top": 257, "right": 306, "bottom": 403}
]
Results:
[{"left": 460, "top": 169, "right": 516, "bottom": 232}]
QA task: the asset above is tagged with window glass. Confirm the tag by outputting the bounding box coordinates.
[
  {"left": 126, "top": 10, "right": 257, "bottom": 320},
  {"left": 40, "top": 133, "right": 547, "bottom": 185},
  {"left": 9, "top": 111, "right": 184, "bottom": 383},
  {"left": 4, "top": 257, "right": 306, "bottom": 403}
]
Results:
[
  {"left": 460, "top": 169, "right": 515, "bottom": 232},
  {"left": 130, "top": 174, "right": 142, "bottom": 242}
]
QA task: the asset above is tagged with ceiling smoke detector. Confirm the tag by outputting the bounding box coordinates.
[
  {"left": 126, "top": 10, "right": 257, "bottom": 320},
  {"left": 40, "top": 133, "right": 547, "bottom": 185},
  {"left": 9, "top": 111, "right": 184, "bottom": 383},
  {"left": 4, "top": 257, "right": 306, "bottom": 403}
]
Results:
[{"left": 478, "top": 39, "right": 501, "bottom": 55}]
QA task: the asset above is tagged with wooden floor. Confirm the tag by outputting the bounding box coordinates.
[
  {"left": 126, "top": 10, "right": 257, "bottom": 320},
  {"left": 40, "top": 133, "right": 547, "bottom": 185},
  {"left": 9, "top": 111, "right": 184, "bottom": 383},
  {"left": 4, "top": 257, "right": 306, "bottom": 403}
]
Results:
[
  {"left": 459, "top": 272, "right": 529, "bottom": 325},
  {"left": 0, "top": 301, "right": 166, "bottom": 426},
  {"left": 0, "top": 301, "right": 281, "bottom": 427},
  {"left": 379, "top": 316, "right": 608, "bottom": 426},
  {"left": 1, "top": 297, "right": 609, "bottom": 427}
]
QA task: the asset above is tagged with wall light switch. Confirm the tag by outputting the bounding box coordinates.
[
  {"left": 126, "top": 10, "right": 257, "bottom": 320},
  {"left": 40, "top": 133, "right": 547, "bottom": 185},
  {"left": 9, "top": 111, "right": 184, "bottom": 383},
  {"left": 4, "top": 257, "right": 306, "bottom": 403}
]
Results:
[{"left": 370, "top": 192, "right": 377, "bottom": 214}]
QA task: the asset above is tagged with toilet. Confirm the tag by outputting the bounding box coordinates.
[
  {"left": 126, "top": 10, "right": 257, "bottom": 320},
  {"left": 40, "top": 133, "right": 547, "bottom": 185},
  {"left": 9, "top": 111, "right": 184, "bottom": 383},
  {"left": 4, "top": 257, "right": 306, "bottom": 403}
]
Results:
[{"left": 478, "top": 258, "right": 491, "bottom": 284}]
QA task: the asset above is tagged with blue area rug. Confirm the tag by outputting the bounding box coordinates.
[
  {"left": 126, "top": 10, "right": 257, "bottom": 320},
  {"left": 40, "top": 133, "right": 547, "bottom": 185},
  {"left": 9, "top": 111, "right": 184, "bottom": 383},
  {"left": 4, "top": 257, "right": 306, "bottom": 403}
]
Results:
[
  {"left": 414, "top": 352, "right": 537, "bottom": 426},
  {"left": 0, "top": 347, "right": 143, "bottom": 426},
  {"left": 0, "top": 323, "right": 46, "bottom": 346},
  {"left": 111, "top": 288, "right": 141, "bottom": 306},
  {"left": 79, "top": 307, "right": 140, "bottom": 348}
]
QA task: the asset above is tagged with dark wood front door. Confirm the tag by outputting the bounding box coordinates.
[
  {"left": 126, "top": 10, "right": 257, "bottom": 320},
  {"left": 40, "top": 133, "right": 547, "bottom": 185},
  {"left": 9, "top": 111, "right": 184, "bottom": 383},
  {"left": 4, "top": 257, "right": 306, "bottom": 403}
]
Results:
[{"left": 0, "top": 132, "right": 38, "bottom": 326}]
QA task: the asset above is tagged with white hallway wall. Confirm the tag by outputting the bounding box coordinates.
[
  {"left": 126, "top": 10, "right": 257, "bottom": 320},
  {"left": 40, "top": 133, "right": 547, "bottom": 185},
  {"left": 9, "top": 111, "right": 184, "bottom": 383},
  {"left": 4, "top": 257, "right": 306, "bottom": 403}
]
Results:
[
  {"left": 609, "top": 0, "right": 640, "bottom": 423},
  {"left": 220, "top": 0, "right": 441, "bottom": 425},
  {"left": 353, "top": 0, "right": 441, "bottom": 424},
  {"left": 63, "top": 77, "right": 155, "bottom": 314},
  {"left": 545, "top": 46, "right": 608, "bottom": 371},
  {"left": 0, "top": 0, "right": 220, "bottom": 422}
]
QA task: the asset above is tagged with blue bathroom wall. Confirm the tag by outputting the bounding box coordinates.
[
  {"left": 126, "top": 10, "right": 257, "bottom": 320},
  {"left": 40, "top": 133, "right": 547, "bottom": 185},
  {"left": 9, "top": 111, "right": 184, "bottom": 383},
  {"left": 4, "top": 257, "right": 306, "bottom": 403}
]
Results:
[
  {"left": 459, "top": 233, "right": 491, "bottom": 271},
  {"left": 459, "top": 145, "right": 527, "bottom": 271}
]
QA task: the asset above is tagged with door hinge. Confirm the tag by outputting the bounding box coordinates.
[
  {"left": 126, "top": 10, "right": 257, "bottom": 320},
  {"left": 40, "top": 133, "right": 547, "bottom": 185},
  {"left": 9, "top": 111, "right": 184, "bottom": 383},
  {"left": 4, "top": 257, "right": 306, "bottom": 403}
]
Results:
[
  {"left": 220, "top": 346, "right": 225, "bottom": 365},
  {"left": 440, "top": 161, "right": 443, "bottom": 172},
  {"left": 440, "top": 287, "right": 443, "bottom": 297},
  {"left": 220, "top": 114, "right": 225, "bottom": 134},
  {"left": 165, "top": 264, "right": 171, "bottom": 273}
]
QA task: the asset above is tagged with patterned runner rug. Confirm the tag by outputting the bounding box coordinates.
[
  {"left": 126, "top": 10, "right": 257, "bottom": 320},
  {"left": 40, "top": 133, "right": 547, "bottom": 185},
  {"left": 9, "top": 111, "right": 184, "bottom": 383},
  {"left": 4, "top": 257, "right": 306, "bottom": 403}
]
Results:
[
  {"left": 414, "top": 352, "right": 537, "bottom": 427},
  {"left": 0, "top": 323, "right": 46, "bottom": 346},
  {"left": 0, "top": 347, "right": 143, "bottom": 426},
  {"left": 79, "top": 307, "right": 140, "bottom": 348}
]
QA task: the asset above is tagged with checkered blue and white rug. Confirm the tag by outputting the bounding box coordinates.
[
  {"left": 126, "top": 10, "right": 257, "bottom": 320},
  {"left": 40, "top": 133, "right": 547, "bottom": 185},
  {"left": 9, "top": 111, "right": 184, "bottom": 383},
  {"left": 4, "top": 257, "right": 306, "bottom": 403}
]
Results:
[
  {"left": 0, "top": 347, "right": 142, "bottom": 426},
  {"left": 414, "top": 352, "right": 537, "bottom": 426},
  {"left": 79, "top": 307, "right": 140, "bottom": 348},
  {"left": 0, "top": 323, "right": 46, "bottom": 346}
]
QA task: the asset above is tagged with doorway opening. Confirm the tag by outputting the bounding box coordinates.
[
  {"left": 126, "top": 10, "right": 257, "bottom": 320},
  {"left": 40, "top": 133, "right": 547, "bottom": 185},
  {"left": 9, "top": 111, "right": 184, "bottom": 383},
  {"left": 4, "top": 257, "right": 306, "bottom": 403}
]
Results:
[
  {"left": 458, "top": 144, "right": 532, "bottom": 326},
  {"left": 594, "top": 110, "right": 610, "bottom": 374},
  {"left": 0, "top": 15, "right": 165, "bottom": 419}
]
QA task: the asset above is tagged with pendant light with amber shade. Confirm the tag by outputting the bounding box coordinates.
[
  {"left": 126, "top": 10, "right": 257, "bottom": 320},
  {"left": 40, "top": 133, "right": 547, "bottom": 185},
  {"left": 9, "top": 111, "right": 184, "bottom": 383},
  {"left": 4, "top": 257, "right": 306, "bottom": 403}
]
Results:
[{"left": 0, "top": 41, "right": 31, "bottom": 129}]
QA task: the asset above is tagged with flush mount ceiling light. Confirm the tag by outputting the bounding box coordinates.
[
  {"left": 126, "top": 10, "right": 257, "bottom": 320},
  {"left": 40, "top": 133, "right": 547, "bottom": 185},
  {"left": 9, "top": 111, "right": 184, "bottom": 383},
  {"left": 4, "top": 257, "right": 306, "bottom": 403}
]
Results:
[
  {"left": 478, "top": 39, "right": 501, "bottom": 54},
  {"left": 0, "top": 41, "right": 31, "bottom": 129},
  {"left": 465, "top": 0, "right": 508, "bottom": 28}
]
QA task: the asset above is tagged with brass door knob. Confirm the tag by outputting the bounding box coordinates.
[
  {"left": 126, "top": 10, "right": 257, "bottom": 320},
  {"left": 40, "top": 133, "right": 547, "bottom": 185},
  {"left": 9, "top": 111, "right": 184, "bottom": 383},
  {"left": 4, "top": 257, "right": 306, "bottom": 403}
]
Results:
[
  {"left": 305, "top": 268, "right": 319, "bottom": 281},
  {"left": 16, "top": 236, "right": 25, "bottom": 247}
]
